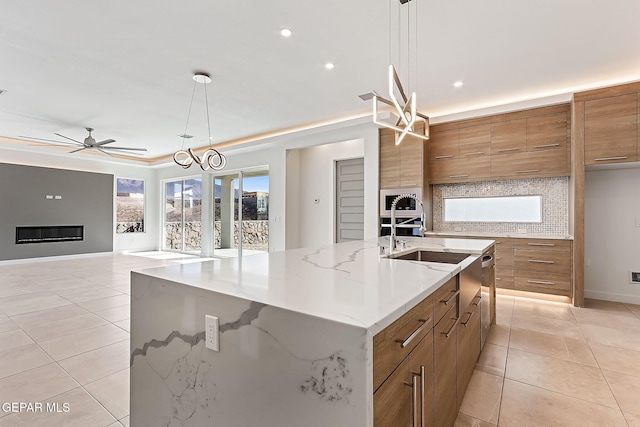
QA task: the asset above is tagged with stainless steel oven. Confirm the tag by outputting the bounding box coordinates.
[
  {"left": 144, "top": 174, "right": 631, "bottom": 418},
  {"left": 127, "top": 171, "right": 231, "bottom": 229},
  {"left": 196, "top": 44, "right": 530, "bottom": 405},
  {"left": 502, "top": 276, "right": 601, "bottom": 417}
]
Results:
[{"left": 379, "top": 188, "right": 423, "bottom": 217}]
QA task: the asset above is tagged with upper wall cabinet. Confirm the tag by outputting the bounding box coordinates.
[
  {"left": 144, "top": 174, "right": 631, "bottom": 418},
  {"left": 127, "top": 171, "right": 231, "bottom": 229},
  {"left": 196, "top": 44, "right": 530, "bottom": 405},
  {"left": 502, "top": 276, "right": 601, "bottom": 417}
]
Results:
[
  {"left": 379, "top": 122, "right": 426, "bottom": 189},
  {"left": 429, "top": 104, "right": 571, "bottom": 184},
  {"left": 584, "top": 93, "right": 638, "bottom": 165}
]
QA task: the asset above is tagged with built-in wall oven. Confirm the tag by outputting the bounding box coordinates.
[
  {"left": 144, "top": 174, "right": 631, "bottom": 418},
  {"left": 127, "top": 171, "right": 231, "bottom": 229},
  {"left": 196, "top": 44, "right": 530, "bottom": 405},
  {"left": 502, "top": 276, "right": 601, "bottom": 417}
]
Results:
[
  {"left": 379, "top": 188, "right": 424, "bottom": 236},
  {"left": 379, "top": 188, "right": 423, "bottom": 218}
]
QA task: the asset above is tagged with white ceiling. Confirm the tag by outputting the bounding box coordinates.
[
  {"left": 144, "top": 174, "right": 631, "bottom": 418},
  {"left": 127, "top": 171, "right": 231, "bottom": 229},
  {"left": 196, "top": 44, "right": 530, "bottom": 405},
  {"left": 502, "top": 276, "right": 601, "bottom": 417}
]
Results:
[{"left": 1, "top": 0, "right": 639, "bottom": 163}]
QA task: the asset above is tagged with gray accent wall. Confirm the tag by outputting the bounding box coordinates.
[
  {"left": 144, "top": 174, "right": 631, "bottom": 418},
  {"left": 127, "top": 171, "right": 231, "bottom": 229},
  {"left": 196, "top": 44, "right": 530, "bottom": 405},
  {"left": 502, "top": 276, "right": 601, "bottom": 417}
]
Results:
[{"left": 0, "top": 163, "right": 113, "bottom": 260}]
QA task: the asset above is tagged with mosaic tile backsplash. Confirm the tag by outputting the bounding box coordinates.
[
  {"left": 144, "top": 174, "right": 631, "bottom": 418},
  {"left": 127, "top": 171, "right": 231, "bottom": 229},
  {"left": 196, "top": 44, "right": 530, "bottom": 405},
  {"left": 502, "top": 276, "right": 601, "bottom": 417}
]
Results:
[{"left": 433, "top": 177, "right": 569, "bottom": 235}]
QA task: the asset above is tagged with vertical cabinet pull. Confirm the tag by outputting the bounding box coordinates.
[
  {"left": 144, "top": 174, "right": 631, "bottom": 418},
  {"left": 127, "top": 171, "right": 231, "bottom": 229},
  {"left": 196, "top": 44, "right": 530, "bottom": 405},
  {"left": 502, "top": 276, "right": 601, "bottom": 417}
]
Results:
[
  {"left": 407, "top": 366, "right": 426, "bottom": 427},
  {"left": 412, "top": 374, "right": 419, "bottom": 427},
  {"left": 420, "top": 365, "right": 425, "bottom": 427}
]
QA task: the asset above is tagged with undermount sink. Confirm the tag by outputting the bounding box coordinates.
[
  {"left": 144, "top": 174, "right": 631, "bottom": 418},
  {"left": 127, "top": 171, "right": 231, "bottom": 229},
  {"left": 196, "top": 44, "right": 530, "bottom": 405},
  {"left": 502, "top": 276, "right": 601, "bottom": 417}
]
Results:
[{"left": 388, "top": 250, "right": 470, "bottom": 264}]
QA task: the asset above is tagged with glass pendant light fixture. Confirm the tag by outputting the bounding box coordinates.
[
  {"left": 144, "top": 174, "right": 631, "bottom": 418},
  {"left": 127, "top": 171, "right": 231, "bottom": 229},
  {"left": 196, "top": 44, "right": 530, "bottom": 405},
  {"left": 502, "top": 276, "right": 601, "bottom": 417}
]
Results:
[
  {"left": 173, "top": 72, "right": 227, "bottom": 171},
  {"left": 372, "top": 0, "right": 429, "bottom": 145}
]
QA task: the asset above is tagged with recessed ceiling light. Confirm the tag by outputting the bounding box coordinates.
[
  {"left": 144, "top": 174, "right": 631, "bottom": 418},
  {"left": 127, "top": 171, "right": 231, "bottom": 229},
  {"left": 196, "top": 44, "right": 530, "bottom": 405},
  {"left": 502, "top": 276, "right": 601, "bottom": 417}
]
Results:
[
  {"left": 453, "top": 81, "right": 463, "bottom": 88},
  {"left": 280, "top": 28, "right": 292, "bottom": 37},
  {"left": 325, "top": 62, "right": 335, "bottom": 70}
]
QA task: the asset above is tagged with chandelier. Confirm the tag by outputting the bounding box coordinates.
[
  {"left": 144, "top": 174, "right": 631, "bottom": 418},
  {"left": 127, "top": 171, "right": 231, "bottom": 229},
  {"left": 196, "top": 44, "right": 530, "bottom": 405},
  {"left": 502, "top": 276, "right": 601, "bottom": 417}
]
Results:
[
  {"left": 173, "top": 72, "right": 227, "bottom": 171},
  {"left": 372, "top": 0, "right": 429, "bottom": 145}
]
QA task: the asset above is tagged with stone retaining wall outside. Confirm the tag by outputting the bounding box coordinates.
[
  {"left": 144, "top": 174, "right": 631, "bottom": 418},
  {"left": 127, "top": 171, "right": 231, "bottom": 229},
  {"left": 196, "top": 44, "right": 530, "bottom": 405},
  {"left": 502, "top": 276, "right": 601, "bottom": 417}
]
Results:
[{"left": 165, "top": 220, "right": 268, "bottom": 252}]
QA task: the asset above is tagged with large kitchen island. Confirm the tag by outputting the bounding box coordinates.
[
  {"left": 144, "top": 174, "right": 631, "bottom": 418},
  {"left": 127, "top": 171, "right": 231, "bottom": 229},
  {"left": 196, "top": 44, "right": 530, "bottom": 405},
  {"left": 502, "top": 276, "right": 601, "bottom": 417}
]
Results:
[{"left": 130, "top": 236, "right": 494, "bottom": 427}]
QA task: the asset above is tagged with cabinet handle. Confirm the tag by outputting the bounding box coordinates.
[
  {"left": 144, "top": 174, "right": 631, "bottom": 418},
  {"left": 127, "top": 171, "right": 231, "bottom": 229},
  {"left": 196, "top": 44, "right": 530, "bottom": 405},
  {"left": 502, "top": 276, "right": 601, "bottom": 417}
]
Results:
[
  {"left": 441, "top": 317, "right": 457, "bottom": 338},
  {"left": 527, "top": 242, "right": 555, "bottom": 247},
  {"left": 497, "top": 148, "right": 520, "bottom": 152},
  {"left": 419, "top": 365, "right": 425, "bottom": 427},
  {"left": 464, "top": 151, "right": 484, "bottom": 156},
  {"left": 496, "top": 277, "right": 502, "bottom": 281},
  {"left": 594, "top": 156, "right": 628, "bottom": 161},
  {"left": 412, "top": 374, "right": 419, "bottom": 427},
  {"left": 440, "top": 289, "right": 460, "bottom": 305},
  {"left": 527, "top": 279, "right": 556, "bottom": 285},
  {"left": 516, "top": 169, "right": 540, "bottom": 173},
  {"left": 528, "top": 259, "right": 555, "bottom": 264},
  {"left": 434, "top": 155, "right": 453, "bottom": 159},
  {"left": 534, "top": 143, "right": 560, "bottom": 148},
  {"left": 448, "top": 174, "right": 469, "bottom": 178},
  {"left": 395, "top": 318, "right": 429, "bottom": 348},
  {"left": 495, "top": 242, "right": 501, "bottom": 244},
  {"left": 461, "top": 311, "right": 474, "bottom": 326}
]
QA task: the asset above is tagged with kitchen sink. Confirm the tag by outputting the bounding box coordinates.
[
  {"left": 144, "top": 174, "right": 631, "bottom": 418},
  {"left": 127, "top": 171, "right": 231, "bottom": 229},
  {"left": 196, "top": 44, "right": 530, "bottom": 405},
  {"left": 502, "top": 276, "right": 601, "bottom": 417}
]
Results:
[{"left": 388, "top": 250, "right": 470, "bottom": 264}]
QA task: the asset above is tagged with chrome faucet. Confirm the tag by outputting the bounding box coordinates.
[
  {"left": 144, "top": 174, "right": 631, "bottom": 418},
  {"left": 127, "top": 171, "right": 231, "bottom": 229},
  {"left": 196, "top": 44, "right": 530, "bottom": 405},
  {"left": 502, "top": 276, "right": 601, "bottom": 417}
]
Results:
[{"left": 390, "top": 194, "right": 426, "bottom": 251}]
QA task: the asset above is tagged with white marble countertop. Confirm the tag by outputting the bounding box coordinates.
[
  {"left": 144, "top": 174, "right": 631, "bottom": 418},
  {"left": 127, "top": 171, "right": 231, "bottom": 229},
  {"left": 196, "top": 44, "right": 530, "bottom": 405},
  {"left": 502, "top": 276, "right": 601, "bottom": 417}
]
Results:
[
  {"left": 424, "top": 231, "right": 574, "bottom": 240},
  {"left": 135, "top": 236, "right": 494, "bottom": 335}
]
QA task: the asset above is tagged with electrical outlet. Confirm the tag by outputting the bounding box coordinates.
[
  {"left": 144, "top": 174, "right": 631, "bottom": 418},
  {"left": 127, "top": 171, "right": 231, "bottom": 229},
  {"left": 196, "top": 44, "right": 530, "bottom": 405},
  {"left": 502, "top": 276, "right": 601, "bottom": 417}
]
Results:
[
  {"left": 205, "top": 315, "right": 219, "bottom": 351},
  {"left": 635, "top": 217, "right": 640, "bottom": 227}
]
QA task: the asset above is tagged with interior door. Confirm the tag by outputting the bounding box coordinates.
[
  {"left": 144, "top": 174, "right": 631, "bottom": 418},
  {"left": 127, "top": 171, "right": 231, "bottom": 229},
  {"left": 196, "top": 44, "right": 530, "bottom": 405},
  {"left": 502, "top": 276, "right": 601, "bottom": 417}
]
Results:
[{"left": 335, "top": 158, "right": 364, "bottom": 243}]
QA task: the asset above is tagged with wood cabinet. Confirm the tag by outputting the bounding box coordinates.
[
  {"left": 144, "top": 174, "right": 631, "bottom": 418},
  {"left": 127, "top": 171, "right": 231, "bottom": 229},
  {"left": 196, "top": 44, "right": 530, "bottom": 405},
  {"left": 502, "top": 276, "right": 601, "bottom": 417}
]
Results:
[
  {"left": 379, "top": 122, "right": 426, "bottom": 189},
  {"left": 513, "top": 238, "right": 573, "bottom": 296},
  {"left": 526, "top": 112, "right": 569, "bottom": 152},
  {"left": 373, "top": 272, "right": 478, "bottom": 427},
  {"left": 457, "top": 290, "right": 481, "bottom": 410},
  {"left": 373, "top": 357, "right": 412, "bottom": 427},
  {"left": 434, "top": 302, "right": 458, "bottom": 427},
  {"left": 584, "top": 93, "right": 638, "bottom": 165},
  {"left": 427, "top": 104, "right": 571, "bottom": 184},
  {"left": 491, "top": 119, "right": 526, "bottom": 155},
  {"left": 490, "top": 148, "right": 570, "bottom": 180},
  {"left": 373, "top": 295, "right": 434, "bottom": 391}
]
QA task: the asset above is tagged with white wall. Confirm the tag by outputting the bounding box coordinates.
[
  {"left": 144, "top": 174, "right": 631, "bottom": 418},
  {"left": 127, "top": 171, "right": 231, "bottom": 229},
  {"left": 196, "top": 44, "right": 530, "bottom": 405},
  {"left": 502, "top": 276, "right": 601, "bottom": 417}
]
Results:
[
  {"left": 0, "top": 147, "right": 159, "bottom": 253},
  {"left": 585, "top": 168, "right": 640, "bottom": 304},
  {"left": 155, "top": 118, "right": 379, "bottom": 252},
  {"left": 296, "top": 140, "right": 364, "bottom": 247}
]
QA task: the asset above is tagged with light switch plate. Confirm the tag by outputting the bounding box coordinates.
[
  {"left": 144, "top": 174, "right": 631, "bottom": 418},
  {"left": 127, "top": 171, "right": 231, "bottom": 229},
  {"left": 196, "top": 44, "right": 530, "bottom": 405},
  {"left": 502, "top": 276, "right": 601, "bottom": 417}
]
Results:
[
  {"left": 205, "top": 315, "right": 219, "bottom": 351},
  {"left": 635, "top": 217, "right": 640, "bottom": 227}
]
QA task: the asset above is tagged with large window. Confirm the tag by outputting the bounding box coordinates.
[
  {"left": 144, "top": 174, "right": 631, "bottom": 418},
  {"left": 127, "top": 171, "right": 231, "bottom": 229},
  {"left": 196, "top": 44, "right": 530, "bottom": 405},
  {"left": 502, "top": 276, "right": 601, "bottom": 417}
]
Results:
[
  {"left": 214, "top": 170, "right": 269, "bottom": 257},
  {"left": 164, "top": 178, "right": 202, "bottom": 252},
  {"left": 116, "top": 178, "right": 145, "bottom": 233},
  {"left": 444, "top": 195, "right": 542, "bottom": 223}
]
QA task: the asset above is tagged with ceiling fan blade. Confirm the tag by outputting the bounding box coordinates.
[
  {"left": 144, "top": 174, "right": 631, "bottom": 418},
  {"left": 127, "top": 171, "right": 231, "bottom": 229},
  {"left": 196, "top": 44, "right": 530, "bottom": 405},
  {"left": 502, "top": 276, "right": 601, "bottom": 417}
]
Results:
[
  {"left": 69, "top": 146, "right": 88, "bottom": 154},
  {"left": 100, "top": 147, "right": 146, "bottom": 156},
  {"left": 96, "top": 147, "right": 114, "bottom": 157},
  {"left": 96, "top": 139, "right": 116, "bottom": 146},
  {"left": 18, "top": 135, "right": 80, "bottom": 146},
  {"left": 101, "top": 146, "right": 147, "bottom": 151},
  {"left": 54, "top": 133, "right": 83, "bottom": 144}
]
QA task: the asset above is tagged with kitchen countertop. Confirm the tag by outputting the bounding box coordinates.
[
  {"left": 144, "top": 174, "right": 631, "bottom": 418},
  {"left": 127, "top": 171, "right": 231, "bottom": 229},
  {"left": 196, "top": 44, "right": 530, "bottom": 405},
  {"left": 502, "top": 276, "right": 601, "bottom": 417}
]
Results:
[
  {"left": 135, "top": 236, "right": 494, "bottom": 335},
  {"left": 424, "top": 231, "right": 574, "bottom": 240}
]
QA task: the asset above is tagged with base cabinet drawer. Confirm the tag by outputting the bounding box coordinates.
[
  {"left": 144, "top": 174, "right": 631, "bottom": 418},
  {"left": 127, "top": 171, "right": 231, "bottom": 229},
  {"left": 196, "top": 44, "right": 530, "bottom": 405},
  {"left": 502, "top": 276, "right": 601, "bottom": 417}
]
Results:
[
  {"left": 514, "top": 249, "right": 572, "bottom": 275},
  {"left": 433, "top": 277, "right": 458, "bottom": 324},
  {"left": 373, "top": 295, "right": 434, "bottom": 391},
  {"left": 515, "top": 273, "right": 572, "bottom": 296},
  {"left": 495, "top": 267, "right": 515, "bottom": 289}
]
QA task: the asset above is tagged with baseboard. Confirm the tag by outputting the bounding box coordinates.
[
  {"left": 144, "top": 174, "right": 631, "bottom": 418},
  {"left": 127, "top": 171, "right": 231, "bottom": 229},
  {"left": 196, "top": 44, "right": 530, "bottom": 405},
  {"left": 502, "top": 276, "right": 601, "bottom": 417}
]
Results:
[
  {"left": 584, "top": 289, "right": 640, "bottom": 306},
  {"left": 0, "top": 251, "right": 114, "bottom": 266}
]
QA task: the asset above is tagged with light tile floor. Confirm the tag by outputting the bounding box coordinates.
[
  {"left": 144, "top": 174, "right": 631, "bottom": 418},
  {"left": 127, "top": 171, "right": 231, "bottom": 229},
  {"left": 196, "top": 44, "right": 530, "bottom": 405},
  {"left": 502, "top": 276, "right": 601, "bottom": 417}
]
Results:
[
  {"left": 0, "top": 253, "right": 184, "bottom": 426},
  {"left": 1, "top": 253, "right": 639, "bottom": 426},
  {"left": 456, "top": 294, "right": 640, "bottom": 427}
]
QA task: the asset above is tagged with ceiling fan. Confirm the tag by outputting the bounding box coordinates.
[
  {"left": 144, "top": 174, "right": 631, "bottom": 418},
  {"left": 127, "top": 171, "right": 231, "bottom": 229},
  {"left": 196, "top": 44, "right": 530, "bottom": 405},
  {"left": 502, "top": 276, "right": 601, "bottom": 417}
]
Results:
[{"left": 20, "top": 128, "right": 147, "bottom": 157}]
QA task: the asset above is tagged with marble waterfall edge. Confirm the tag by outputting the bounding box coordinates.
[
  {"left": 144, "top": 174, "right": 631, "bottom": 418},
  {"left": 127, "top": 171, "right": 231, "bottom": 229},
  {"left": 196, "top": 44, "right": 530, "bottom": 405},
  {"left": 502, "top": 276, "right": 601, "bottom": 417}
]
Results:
[{"left": 130, "top": 274, "right": 370, "bottom": 427}]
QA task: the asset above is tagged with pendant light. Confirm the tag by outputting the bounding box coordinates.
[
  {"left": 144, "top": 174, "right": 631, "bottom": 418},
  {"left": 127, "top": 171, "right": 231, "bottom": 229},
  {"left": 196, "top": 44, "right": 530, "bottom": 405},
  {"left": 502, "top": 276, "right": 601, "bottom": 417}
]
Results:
[
  {"left": 173, "top": 72, "right": 227, "bottom": 171},
  {"left": 371, "top": 0, "right": 429, "bottom": 145}
]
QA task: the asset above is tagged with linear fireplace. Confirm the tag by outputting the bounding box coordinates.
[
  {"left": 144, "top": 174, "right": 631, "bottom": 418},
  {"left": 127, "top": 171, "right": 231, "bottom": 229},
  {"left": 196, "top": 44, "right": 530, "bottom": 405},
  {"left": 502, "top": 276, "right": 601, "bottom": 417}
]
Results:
[{"left": 16, "top": 226, "right": 84, "bottom": 244}]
